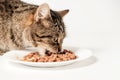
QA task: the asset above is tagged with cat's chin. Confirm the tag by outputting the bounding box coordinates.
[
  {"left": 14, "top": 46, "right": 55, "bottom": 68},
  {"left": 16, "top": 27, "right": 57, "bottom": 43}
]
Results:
[
  {"left": 35, "top": 47, "right": 54, "bottom": 55},
  {"left": 38, "top": 48, "right": 58, "bottom": 56},
  {"left": 45, "top": 47, "right": 59, "bottom": 53}
]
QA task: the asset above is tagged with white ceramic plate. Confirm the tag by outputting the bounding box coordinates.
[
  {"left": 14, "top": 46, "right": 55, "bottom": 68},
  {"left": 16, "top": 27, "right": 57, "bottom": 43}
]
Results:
[{"left": 3, "top": 47, "right": 92, "bottom": 67}]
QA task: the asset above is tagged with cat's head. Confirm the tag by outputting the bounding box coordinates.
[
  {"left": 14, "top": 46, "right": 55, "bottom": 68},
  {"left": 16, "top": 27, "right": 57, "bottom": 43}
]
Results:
[{"left": 23, "top": 3, "right": 69, "bottom": 53}]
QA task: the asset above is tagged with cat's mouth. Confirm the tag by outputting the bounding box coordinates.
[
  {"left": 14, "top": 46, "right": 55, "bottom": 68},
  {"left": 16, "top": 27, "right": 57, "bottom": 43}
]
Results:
[
  {"left": 45, "top": 49, "right": 63, "bottom": 56},
  {"left": 36, "top": 46, "right": 59, "bottom": 55},
  {"left": 45, "top": 49, "right": 51, "bottom": 55},
  {"left": 44, "top": 48, "right": 59, "bottom": 53},
  {"left": 34, "top": 43, "right": 60, "bottom": 53}
]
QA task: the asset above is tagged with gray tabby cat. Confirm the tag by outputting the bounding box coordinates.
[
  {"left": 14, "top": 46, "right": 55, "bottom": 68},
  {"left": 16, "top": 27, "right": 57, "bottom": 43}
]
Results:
[{"left": 0, "top": 0, "right": 69, "bottom": 55}]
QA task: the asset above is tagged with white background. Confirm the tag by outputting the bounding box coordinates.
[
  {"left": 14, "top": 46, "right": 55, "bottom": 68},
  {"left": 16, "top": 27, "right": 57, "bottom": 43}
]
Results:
[{"left": 0, "top": 0, "right": 120, "bottom": 80}]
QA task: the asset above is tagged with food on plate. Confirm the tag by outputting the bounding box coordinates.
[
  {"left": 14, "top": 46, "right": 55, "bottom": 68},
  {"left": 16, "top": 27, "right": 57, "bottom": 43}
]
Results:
[{"left": 22, "top": 49, "right": 77, "bottom": 62}]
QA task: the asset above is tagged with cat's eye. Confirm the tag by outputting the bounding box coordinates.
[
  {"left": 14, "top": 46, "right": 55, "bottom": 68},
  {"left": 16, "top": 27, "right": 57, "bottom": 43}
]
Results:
[
  {"left": 35, "top": 34, "right": 52, "bottom": 38},
  {"left": 40, "top": 35, "right": 53, "bottom": 38},
  {"left": 53, "top": 38, "right": 58, "bottom": 42},
  {"left": 54, "top": 22, "right": 58, "bottom": 26}
]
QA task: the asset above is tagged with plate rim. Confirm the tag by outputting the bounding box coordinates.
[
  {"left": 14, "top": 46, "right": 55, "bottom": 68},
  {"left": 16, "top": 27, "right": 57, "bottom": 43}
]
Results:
[{"left": 3, "top": 48, "right": 93, "bottom": 67}]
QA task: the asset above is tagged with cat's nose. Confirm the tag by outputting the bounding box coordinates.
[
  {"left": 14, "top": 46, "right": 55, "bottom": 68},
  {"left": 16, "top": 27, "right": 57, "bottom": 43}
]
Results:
[{"left": 58, "top": 47, "right": 61, "bottom": 52}]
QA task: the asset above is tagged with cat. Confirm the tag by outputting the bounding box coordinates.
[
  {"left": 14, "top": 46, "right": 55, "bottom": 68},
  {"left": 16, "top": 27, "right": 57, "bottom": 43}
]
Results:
[{"left": 0, "top": 0, "right": 69, "bottom": 55}]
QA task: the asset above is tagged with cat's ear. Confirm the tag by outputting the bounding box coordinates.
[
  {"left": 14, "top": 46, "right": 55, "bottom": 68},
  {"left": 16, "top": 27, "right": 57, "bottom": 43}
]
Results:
[
  {"left": 57, "top": 9, "right": 69, "bottom": 17},
  {"left": 34, "top": 3, "right": 51, "bottom": 21}
]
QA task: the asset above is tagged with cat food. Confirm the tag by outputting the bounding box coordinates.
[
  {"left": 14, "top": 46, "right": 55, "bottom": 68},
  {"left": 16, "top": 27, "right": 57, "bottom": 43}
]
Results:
[{"left": 22, "top": 49, "right": 77, "bottom": 62}]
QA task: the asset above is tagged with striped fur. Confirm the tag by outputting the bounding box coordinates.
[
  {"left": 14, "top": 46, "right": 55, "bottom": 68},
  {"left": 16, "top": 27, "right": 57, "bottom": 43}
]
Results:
[{"left": 0, "top": 0, "right": 69, "bottom": 55}]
